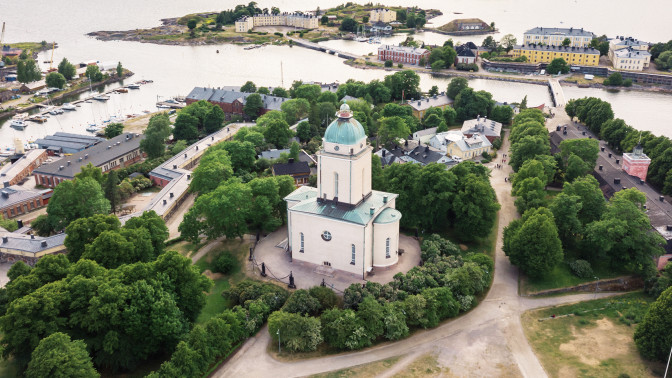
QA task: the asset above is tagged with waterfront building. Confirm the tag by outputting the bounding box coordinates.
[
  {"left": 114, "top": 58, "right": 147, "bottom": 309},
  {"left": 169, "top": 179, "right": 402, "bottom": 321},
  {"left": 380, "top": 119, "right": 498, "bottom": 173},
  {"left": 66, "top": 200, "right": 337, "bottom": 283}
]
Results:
[
  {"left": 461, "top": 116, "right": 502, "bottom": 142},
  {"left": 523, "top": 27, "right": 595, "bottom": 47},
  {"left": 511, "top": 44, "right": 600, "bottom": 66},
  {"left": 34, "top": 132, "right": 104, "bottom": 155},
  {"left": 235, "top": 13, "right": 318, "bottom": 33},
  {"left": 404, "top": 94, "right": 453, "bottom": 119},
  {"left": 33, "top": 133, "right": 144, "bottom": 188},
  {"left": 378, "top": 44, "right": 430, "bottom": 66},
  {"left": 0, "top": 149, "right": 47, "bottom": 187},
  {"left": 185, "top": 87, "right": 287, "bottom": 120},
  {"left": 370, "top": 8, "right": 396, "bottom": 23},
  {"left": 610, "top": 47, "right": 651, "bottom": 71},
  {"left": 445, "top": 133, "right": 492, "bottom": 160},
  {"left": 272, "top": 159, "right": 311, "bottom": 186},
  {"left": 455, "top": 44, "right": 477, "bottom": 64},
  {"left": 609, "top": 36, "right": 649, "bottom": 53},
  {"left": 0, "top": 186, "right": 51, "bottom": 219},
  {"left": 622, "top": 144, "right": 651, "bottom": 181},
  {"left": 285, "top": 103, "right": 402, "bottom": 279},
  {"left": 456, "top": 20, "right": 489, "bottom": 31}
]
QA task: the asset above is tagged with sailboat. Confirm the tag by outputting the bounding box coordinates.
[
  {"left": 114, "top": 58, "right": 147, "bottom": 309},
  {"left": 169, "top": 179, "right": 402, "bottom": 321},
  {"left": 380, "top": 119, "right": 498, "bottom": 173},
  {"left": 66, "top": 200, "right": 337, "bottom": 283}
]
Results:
[{"left": 355, "top": 25, "right": 368, "bottom": 42}]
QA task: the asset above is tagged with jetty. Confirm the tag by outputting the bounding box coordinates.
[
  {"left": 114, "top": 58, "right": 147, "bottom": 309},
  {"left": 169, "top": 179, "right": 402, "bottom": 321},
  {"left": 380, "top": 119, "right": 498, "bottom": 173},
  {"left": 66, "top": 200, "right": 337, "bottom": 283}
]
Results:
[
  {"left": 548, "top": 78, "right": 566, "bottom": 107},
  {"left": 288, "top": 37, "right": 361, "bottom": 60}
]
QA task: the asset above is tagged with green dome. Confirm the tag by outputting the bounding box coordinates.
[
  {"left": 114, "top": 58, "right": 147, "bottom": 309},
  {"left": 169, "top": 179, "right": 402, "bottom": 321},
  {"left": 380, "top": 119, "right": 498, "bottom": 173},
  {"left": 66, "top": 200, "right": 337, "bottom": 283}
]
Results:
[{"left": 324, "top": 103, "right": 366, "bottom": 145}]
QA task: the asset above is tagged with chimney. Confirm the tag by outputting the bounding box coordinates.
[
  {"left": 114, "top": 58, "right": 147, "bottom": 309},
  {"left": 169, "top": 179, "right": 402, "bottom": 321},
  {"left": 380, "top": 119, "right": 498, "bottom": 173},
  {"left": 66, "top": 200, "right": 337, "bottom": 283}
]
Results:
[
  {"left": 2, "top": 237, "right": 7, "bottom": 243},
  {"left": 85, "top": 154, "right": 89, "bottom": 159},
  {"left": 59, "top": 165, "right": 64, "bottom": 171},
  {"left": 163, "top": 199, "right": 167, "bottom": 205},
  {"left": 30, "top": 234, "right": 35, "bottom": 239},
  {"left": 288, "top": 158, "right": 294, "bottom": 163},
  {"left": 382, "top": 150, "right": 386, "bottom": 157},
  {"left": 67, "top": 161, "right": 71, "bottom": 166},
  {"left": 170, "top": 192, "right": 174, "bottom": 198},
  {"left": 667, "top": 225, "right": 672, "bottom": 231},
  {"left": 41, "top": 241, "right": 47, "bottom": 247},
  {"left": 16, "top": 219, "right": 23, "bottom": 228},
  {"left": 184, "top": 153, "right": 187, "bottom": 159},
  {"left": 78, "top": 157, "right": 83, "bottom": 162},
  {"left": 383, "top": 196, "right": 388, "bottom": 203},
  {"left": 173, "top": 165, "right": 177, "bottom": 169},
  {"left": 187, "top": 174, "right": 191, "bottom": 180},
  {"left": 370, "top": 207, "right": 375, "bottom": 215}
]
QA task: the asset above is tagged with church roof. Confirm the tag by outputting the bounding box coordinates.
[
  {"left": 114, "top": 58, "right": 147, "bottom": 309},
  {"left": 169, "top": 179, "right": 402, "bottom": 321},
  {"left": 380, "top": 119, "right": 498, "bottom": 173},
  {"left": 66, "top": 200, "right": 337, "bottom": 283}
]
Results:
[
  {"left": 374, "top": 207, "right": 402, "bottom": 224},
  {"left": 286, "top": 188, "right": 398, "bottom": 225},
  {"left": 323, "top": 103, "right": 366, "bottom": 145}
]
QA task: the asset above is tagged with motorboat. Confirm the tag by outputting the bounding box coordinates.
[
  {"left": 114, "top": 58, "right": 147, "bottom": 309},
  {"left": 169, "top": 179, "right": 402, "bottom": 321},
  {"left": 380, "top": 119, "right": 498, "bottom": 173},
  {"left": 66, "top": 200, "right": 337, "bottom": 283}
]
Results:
[
  {"left": 10, "top": 119, "right": 27, "bottom": 130},
  {"left": 86, "top": 124, "right": 101, "bottom": 132},
  {"left": 62, "top": 103, "right": 76, "bottom": 111},
  {"left": 27, "top": 115, "right": 48, "bottom": 123},
  {"left": 48, "top": 107, "right": 64, "bottom": 115},
  {"left": 93, "top": 95, "right": 110, "bottom": 101},
  {"left": 157, "top": 104, "right": 171, "bottom": 109},
  {"left": 115, "top": 88, "right": 128, "bottom": 93},
  {"left": 127, "top": 83, "right": 140, "bottom": 89}
]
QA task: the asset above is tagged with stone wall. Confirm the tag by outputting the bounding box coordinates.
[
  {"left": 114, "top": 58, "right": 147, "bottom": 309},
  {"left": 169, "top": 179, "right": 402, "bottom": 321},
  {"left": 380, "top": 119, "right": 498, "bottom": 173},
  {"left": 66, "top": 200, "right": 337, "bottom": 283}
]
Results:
[{"left": 527, "top": 276, "right": 644, "bottom": 297}]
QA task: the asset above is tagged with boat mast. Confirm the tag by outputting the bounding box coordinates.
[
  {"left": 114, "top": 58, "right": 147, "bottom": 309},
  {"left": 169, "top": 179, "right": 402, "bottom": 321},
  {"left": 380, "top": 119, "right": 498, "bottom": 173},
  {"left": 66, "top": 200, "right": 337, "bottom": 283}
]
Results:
[{"left": 280, "top": 61, "right": 284, "bottom": 88}]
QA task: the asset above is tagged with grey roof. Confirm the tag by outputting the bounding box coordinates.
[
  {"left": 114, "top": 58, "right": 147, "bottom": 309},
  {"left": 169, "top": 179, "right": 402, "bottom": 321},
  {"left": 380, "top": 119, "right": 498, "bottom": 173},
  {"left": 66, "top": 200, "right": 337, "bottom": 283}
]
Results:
[
  {"left": 406, "top": 95, "right": 453, "bottom": 112},
  {"left": 0, "top": 149, "right": 45, "bottom": 182},
  {"left": 461, "top": 117, "right": 502, "bottom": 138},
  {"left": 259, "top": 149, "right": 290, "bottom": 160},
  {"left": 186, "top": 87, "right": 288, "bottom": 111},
  {"left": 515, "top": 44, "right": 600, "bottom": 55},
  {"left": 610, "top": 36, "right": 648, "bottom": 48},
  {"left": 0, "top": 231, "right": 66, "bottom": 255},
  {"left": 450, "top": 133, "right": 492, "bottom": 152},
  {"left": 413, "top": 127, "right": 438, "bottom": 138},
  {"left": 456, "top": 44, "right": 476, "bottom": 57},
  {"left": 286, "top": 188, "right": 399, "bottom": 225},
  {"left": 272, "top": 161, "right": 310, "bottom": 176},
  {"left": 34, "top": 132, "right": 104, "bottom": 151},
  {"left": 33, "top": 132, "right": 144, "bottom": 179},
  {"left": 405, "top": 145, "right": 448, "bottom": 165},
  {"left": 0, "top": 187, "right": 42, "bottom": 209},
  {"left": 613, "top": 47, "right": 651, "bottom": 59},
  {"left": 374, "top": 148, "right": 399, "bottom": 166},
  {"left": 524, "top": 27, "right": 594, "bottom": 37}
]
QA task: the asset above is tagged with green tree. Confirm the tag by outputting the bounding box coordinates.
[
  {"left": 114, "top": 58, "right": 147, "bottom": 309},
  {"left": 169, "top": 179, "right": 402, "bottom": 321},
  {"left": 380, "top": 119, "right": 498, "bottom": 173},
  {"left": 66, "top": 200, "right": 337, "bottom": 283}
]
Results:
[
  {"left": 564, "top": 153, "right": 592, "bottom": 182},
  {"left": 240, "top": 81, "right": 256, "bottom": 93},
  {"left": 204, "top": 105, "right": 225, "bottom": 133},
  {"left": 282, "top": 289, "right": 321, "bottom": 315},
  {"left": 509, "top": 135, "right": 551, "bottom": 171},
  {"left": 221, "top": 141, "right": 256, "bottom": 173},
  {"left": 377, "top": 116, "right": 411, "bottom": 147},
  {"left": 25, "top": 332, "right": 99, "bottom": 378},
  {"left": 45, "top": 72, "right": 66, "bottom": 89},
  {"left": 42, "top": 178, "right": 111, "bottom": 233},
  {"left": 452, "top": 171, "right": 500, "bottom": 240},
  {"left": 513, "top": 177, "right": 547, "bottom": 214},
  {"left": 600, "top": 119, "right": 632, "bottom": 149},
  {"left": 320, "top": 308, "right": 372, "bottom": 350},
  {"left": 57, "top": 58, "right": 76, "bottom": 80},
  {"left": 173, "top": 112, "right": 199, "bottom": 142},
  {"left": 141, "top": 113, "right": 172, "bottom": 158},
  {"left": 447, "top": 78, "right": 468, "bottom": 99},
  {"left": 546, "top": 58, "right": 570, "bottom": 74},
  {"left": 296, "top": 121, "right": 312, "bottom": 142},
  {"left": 491, "top": 105, "right": 513, "bottom": 124},
  {"left": 384, "top": 70, "right": 421, "bottom": 101},
  {"left": 280, "top": 98, "right": 310, "bottom": 125},
  {"left": 635, "top": 286, "right": 672, "bottom": 361},
  {"left": 356, "top": 296, "right": 385, "bottom": 339},
  {"left": 187, "top": 19, "right": 197, "bottom": 37},
  {"left": 268, "top": 311, "right": 322, "bottom": 352},
  {"left": 604, "top": 72, "right": 623, "bottom": 86},
  {"left": 104, "top": 122, "right": 124, "bottom": 139},
  {"left": 453, "top": 88, "right": 495, "bottom": 121},
  {"left": 562, "top": 37, "right": 571, "bottom": 47},
  {"left": 116, "top": 62, "right": 123, "bottom": 77},
  {"left": 428, "top": 85, "right": 439, "bottom": 97},
  {"left": 243, "top": 93, "right": 263, "bottom": 120},
  {"left": 562, "top": 175, "right": 606, "bottom": 225},
  {"left": 549, "top": 192, "right": 583, "bottom": 248},
  {"left": 500, "top": 34, "right": 517, "bottom": 51},
  {"left": 340, "top": 17, "right": 358, "bottom": 32},
  {"left": 263, "top": 118, "right": 294, "bottom": 148},
  {"left": 431, "top": 59, "right": 445, "bottom": 72},
  {"left": 503, "top": 207, "right": 563, "bottom": 278},
  {"left": 104, "top": 170, "right": 121, "bottom": 213},
  {"left": 294, "top": 84, "right": 321, "bottom": 103},
  {"left": 272, "top": 87, "right": 288, "bottom": 98},
  {"left": 190, "top": 150, "right": 233, "bottom": 194},
  {"left": 85, "top": 65, "right": 103, "bottom": 81}
]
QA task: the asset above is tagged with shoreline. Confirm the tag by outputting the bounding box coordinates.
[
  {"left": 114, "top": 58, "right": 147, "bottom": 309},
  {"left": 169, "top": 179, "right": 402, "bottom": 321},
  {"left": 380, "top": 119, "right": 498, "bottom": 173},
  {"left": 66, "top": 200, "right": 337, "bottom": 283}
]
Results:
[{"left": 0, "top": 71, "right": 134, "bottom": 121}]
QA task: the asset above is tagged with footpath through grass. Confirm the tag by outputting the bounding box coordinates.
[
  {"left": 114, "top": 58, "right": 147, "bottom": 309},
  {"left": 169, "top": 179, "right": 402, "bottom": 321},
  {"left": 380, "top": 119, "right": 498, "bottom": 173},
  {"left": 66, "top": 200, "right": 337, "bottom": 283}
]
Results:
[{"left": 522, "top": 292, "right": 665, "bottom": 377}]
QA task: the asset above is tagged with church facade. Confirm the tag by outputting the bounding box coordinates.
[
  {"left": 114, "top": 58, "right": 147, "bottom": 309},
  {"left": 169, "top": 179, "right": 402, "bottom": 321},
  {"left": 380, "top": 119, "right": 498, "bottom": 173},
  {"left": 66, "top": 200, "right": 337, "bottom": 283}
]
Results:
[{"left": 284, "top": 103, "right": 402, "bottom": 279}]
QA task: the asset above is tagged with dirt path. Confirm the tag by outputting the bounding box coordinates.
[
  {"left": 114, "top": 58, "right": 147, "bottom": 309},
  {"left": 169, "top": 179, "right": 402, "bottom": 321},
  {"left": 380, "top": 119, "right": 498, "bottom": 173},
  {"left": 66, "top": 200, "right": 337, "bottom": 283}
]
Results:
[
  {"left": 213, "top": 128, "right": 623, "bottom": 378},
  {"left": 189, "top": 237, "right": 224, "bottom": 264}
]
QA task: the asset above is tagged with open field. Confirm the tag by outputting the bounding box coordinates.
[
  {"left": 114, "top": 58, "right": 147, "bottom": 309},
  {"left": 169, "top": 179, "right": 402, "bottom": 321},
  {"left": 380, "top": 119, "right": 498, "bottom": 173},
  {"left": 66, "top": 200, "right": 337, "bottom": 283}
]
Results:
[{"left": 521, "top": 292, "right": 665, "bottom": 377}]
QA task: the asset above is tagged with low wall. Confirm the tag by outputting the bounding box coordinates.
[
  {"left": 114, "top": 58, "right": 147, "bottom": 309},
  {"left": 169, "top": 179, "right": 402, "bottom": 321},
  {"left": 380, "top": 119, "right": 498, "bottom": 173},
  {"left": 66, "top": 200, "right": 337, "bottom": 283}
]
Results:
[{"left": 527, "top": 276, "right": 644, "bottom": 297}]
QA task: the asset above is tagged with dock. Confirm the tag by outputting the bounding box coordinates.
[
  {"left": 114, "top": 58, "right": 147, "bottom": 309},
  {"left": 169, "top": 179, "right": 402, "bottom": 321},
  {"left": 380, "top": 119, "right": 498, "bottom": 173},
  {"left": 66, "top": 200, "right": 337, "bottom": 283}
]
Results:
[
  {"left": 548, "top": 78, "right": 566, "bottom": 107},
  {"left": 288, "top": 37, "right": 361, "bottom": 61}
]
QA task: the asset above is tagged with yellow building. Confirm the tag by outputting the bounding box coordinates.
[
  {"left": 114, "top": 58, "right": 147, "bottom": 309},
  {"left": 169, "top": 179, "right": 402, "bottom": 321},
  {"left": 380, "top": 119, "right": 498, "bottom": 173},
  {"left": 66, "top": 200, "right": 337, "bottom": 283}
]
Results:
[
  {"left": 235, "top": 13, "right": 318, "bottom": 33},
  {"left": 446, "top": 133, "right": 492, "bottom": 160},
  {"left": 512, "top": 44, "right": 600, "bottom": 66},
  {"left": 370, "top": 9, "right": 396, "bottom": 23},
  {"left": 523, "top": 27, "right": 594, "bottom": 47}
]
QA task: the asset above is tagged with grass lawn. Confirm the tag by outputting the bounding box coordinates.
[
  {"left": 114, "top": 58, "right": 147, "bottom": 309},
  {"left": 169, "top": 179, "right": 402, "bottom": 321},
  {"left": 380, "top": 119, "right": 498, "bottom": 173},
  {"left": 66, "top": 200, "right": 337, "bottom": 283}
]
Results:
[
  {"left": 309, "top": 356, "right": 401, "bottom": 378},
  {"left": 521, "top": 292, "right": 664, "bottom": 377},
  {"left": 168, "top": 240, "right": 205, "bottom": 258},
  {"left": 195, "top": 279, "right": 231, "bottom": 325},
  {"left": 520, "top": 259, "right": 629, "bottom": 295},
  {"left": 439, "top": 212, "right": 499, "bottom": 260}
]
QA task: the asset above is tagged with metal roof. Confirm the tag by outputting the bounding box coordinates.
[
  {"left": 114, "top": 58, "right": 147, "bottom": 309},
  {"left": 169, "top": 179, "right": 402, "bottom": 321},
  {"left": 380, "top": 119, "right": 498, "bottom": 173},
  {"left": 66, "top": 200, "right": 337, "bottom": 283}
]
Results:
[
  {"left": 0, "top": 187, "right": 42, "bottom": 209},
  {"left": 514, "top": 44, "right": 600, "bottom": 55},
  {"left": 0, "top": 231, "right": 66, "bottom": 254},
  {"left": 374, "top": 207, "right": 402, "bottom": 224},
  {"left": 524, "top": 27, "right": 594, "bottom": 37},
  {"left": 406, "top": 95, "right": 453, "bottom": 112},
  {"left": 272, "top": 161, "right": 310, "bottom": 176},
  {"left": 461, "top": 117, "right": 502, "bottom": 138},
  {"left": 0, "top": 149, "right": 45, "bottom": 181}
]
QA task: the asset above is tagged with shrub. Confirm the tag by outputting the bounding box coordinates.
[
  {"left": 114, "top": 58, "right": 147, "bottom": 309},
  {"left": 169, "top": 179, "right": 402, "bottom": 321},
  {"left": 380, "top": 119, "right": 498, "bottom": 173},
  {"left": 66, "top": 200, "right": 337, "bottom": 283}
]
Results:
[
  {"left": 214, "top": 251, "right": 237, "bottom": 274},
  {"left": 569, "top": 259, "right": 594, "bottom": 278},
  {"left": 397, "top": 63, "right": 403, "bottom": 68},
  {"left": 492, "top": 137, "right": 503, "bottom": 149},
  {"left": 274, "top": 32, "right": 283, "bottom": 37},
  {"left": 623, "top": 78, "right": 633, "bottom": 87},
  {"left": 384, "top": 60, "right": 393, "bottom": 68},
  {"left": 282, "top": 289, "right": 321, "bottom": 315},
  {"left": 456, "top": 63, "right": 479, "bottom": 72},
  {"left": 308, "top": 286, "right": 340, "bottom": 311},
  {"left": 268, "top": 311, "right": 323, "bottom": 352}
]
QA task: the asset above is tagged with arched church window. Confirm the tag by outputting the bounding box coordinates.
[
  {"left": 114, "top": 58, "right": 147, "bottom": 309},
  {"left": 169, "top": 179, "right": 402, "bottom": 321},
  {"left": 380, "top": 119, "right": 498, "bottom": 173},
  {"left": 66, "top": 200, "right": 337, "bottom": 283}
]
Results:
[{"left": 386, "top": 238, "right": 391, "bottom": 258}]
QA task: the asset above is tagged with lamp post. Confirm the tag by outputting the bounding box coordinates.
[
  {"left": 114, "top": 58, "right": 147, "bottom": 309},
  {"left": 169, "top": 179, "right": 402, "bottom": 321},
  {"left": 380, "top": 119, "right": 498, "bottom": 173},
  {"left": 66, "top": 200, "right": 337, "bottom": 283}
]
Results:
[
  {"left": 277, "top": 329, "right": 281, "bottom": 354},
  {"left": 664, "top": 344, "right": 672, "bottom": 378}
]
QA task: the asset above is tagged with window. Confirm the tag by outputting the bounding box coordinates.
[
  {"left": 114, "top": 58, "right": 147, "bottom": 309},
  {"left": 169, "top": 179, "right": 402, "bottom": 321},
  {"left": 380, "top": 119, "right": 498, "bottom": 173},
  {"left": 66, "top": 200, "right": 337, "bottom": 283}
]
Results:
[
  {"left": 322, "top": 231, "right": 332, "bottom": 241},
  {"left": 300, "top": 232, "right": 304, "bottom": 252},
  {"left": 386, "top": 238, "right": 391, "bottom": 258},
  {"left": 334, "top": 172, "right": 339, "bottom": 199},
  {"left": 351, "top": 244, "right": 355, "bottom": 265}
]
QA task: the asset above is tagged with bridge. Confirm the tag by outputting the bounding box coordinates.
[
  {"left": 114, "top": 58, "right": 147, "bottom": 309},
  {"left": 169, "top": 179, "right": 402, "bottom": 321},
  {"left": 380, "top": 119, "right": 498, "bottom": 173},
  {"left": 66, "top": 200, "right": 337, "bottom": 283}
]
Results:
[
  {"left": 548, "top": 78, "right": 566, "bottom": 107},
  {"left": 288, "top": 37, "right": 361, "bottom": 61}
]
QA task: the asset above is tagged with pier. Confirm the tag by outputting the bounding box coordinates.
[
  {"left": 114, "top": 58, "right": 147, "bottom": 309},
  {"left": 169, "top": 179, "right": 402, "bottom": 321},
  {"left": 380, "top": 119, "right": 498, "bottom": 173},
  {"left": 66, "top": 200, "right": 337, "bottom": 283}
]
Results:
[
  {"left": 548, "top": 78, "right": 566, "bottom": 107},
  {"left": 288, "top": 37, "right": 361, "bottom": 61}
]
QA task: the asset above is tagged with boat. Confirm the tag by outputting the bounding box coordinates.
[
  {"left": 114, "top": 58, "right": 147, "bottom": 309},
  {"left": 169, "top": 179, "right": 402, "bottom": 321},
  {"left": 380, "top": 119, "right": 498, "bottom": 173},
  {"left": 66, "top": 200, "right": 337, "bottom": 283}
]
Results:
[
  {"left": 115, "top": 88, "right": 128, "bottom": 93},
  {"left": 86, "top": 124, "right": 101, "bottom": 132},
  {"left": 48, "top": 107, "right": 64, "bottom": 115},
  {"left": 157, "top": 104, "right": 171, "bottom": 109},
  {"left": 127, "top": 83, "right": 140, "bottom": 89},
  {"left": 10, "top": 119, "right": 27, "bottom": 130},
  {"left": 27, "top": 115, "right": 48, "bottom": 123},
  {"left": 93, "top": 95, "right": 110, "bottom": 101},
  {"left": 62, "top": 103, "right": 76, "bottom": 111}
]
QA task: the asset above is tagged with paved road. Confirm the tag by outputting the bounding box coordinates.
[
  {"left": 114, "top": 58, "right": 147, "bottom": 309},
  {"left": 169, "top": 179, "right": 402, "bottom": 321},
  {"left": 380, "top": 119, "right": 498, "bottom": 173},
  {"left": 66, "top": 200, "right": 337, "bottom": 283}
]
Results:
[{"left": 213, "top": 129, "right": 622, "bottom": 378}]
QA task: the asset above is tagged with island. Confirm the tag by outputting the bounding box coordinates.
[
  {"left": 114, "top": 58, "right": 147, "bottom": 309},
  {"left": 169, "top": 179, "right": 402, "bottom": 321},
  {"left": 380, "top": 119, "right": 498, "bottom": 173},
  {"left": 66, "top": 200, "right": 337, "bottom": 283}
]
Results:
[{"left": 87, "top": 3, "right": 442, "bottom": 46}]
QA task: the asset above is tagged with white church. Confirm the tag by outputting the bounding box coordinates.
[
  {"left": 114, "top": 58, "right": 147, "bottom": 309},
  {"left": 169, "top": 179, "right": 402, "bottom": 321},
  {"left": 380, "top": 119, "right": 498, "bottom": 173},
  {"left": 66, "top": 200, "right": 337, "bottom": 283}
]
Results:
[{"left": 284, "top": 102, "right": 402, "bottom": 279}]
